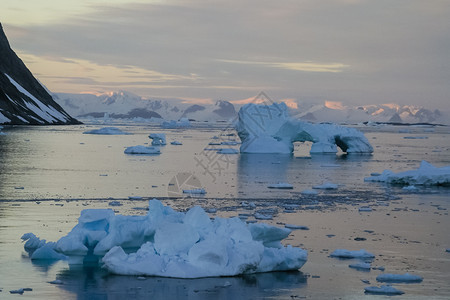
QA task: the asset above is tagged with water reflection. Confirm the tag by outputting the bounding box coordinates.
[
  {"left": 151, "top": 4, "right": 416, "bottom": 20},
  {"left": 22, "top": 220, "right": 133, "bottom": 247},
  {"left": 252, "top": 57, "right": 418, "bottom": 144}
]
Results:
[{"left": 54, "top": 266, "right": 307, "bottom": 299}]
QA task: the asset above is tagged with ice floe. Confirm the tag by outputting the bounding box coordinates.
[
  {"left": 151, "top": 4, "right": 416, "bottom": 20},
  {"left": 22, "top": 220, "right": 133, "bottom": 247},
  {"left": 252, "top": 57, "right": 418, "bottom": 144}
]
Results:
[
  {"left": 348, "top": 262, "right": 371, "bottom": 270},
  {"left": 364, "top": 285, "right": 405, "bottom": 295},
  {"left": 83, "top": 127, "right": 131, "bottom": 135},
  {"left": 330, "top": 249, "right": 375, "bottom": 259},
  {"left": 236, "top": 102, "right": 373, "bottom": 154},
  {"left": 22, "top": 199, "right": 307, "bottom": 278},
  {"left": 182, "top": 188, "right": 206, "bottom": 194},
  {"left": 124, "top": 145, "right": 160, "bottom": 154},
  {"left": 161, "top": 118, "right": 190, "bottom": 128},
  {"left": 376, "top": 273, "right": 423, "bottom": 283},
  {"left": 364, "top": 160, "right": 450, "bottom": 186}
]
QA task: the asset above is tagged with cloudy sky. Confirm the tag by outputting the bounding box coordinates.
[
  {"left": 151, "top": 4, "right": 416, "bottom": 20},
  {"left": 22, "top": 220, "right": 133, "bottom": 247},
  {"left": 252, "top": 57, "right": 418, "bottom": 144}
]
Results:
[{"left": 2, "top": 0, "right": 449, "bottom": 109}]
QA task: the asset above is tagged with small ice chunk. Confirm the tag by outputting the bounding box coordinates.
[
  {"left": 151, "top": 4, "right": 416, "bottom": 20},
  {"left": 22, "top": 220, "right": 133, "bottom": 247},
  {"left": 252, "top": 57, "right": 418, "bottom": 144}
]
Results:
[
  {"left": 124, "top": 146, "right": 160, "bottom": 155},
  {"left": 48, "top": 280, "right": 63, "bottom": 285},
  {"left": 312, "top": 182, "right": 338, "bottom": 190},
  {"left": 364, "top": 285, "right": 404, "bottom": 295},
  {"left": 359, "top": 206, "right": 372, "bottom": 212},
  {"left": 254, "top": 213, "right": 273, "bottom": 220},
  {"left": 128, "top": 196, "right": 143, "bottom": 200},
  {"left": 83, "top": 127, "right": 131, "bottom": 135},
  {"left": 349, "top": 262, "right": 371, "bottom": 270},
  {"left": 182, "top": 188, "right": 206, "bottom": 194},
  {"left": 285, "top": 224, "right": 309, "bottom": 230},
  {"left": 376, "top": 273, "right": 423, "bottom": 283},
  {"left": 330, "top": 249, "right": 375, "bottom": 259},
  {"left": 402, "top": 185, "right": 418, "bottom": 191},
  {"left": 267, "top": 182, "right": 293, "bottom": 189},
  {"left": 171, "top": 141, "right": 183, "bottom": 145},
  {"left": 301, "top": 189, "right": 318, "bottom": 195}
]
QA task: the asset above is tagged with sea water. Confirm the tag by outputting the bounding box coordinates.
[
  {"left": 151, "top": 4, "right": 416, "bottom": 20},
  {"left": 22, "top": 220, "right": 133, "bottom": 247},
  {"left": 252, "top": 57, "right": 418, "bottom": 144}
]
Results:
[{"left": 0, "top": 122, "right": 449, "bottom": 299}]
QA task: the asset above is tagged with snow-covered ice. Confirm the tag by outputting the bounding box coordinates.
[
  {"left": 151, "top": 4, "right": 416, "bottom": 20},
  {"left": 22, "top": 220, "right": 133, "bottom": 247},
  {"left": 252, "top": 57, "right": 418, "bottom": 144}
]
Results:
[
  {"left": 235, "top": 103, "right": 373, "bottom": 154},
  {"left": 364, "top": 285, "right": 404, "bottom": 295},
  {"left": 24, "top": 199, "right": 307, "bottom": 278},
  {"left": 149, "top": 133, "right": 167, "bottom": 146},
  {"left": 124, "top": 145, "right": 160, "bottom": 155},
  {"left": 83, "top": 127, "right": 131, "bottom": 135},
  {"left": 376, "top": 273, "right": 423, "bottom": 283},
  {"left": 330, "top": 249, "right": 375, "bottom": 259},
  {"left": 364, "top": 160, "right": 450, "bottom": 186},
  {"left": 267, "top": 182, "right": 294, "bottom": 189}
]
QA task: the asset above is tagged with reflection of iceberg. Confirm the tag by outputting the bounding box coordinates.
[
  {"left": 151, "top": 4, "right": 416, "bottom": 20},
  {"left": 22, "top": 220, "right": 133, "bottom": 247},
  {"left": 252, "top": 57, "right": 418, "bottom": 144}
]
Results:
[
  {"left": 236, "top": 103, "right": 373, "bottom": 154},
  {"left": 53, "top": 266, "right": 307, "bottom": 299}
]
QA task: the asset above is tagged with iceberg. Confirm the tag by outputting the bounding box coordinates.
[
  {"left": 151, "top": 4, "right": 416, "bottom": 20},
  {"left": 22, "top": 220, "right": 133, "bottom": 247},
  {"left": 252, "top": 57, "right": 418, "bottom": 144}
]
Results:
[
  {"left": 149, "top": 133, "right": 167, "bottom": 146},
  {"left": 24, "top": 199, "right": 307, "bottom": 278},
  {"left": 83, "top": 127, "right": 131, "bottom": 135},
  {"left": 364, "top": 161, "right": 450, "bottom": 186},
  {"left": 124, "top": 145, "right": 160, "bottom": 155},
  {"left": 235, "top": 103, "right": 373, "bottom": 154}
]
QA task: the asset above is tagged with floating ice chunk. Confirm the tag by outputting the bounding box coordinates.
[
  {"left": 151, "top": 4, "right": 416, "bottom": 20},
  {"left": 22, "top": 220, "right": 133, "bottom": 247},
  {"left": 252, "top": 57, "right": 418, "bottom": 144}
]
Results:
[
  {"left": 170, "top": 141, "right": 183, "bottom": 145},
  {"left": 267, "top": 182, "right": 293, "bottom": 189},
  {"left": 285, "top": 224, "right": 309, "bottom": 230},
  {"left": 83, "top": 127, "right": 131, "bottom": 135},
  {"left": 217, "top": 148, "right": 239, "bottom": 154},
  {"left": 301, "top": 189, "right": 318, "bottom": 195},
  {"left": 376, "top": 273, "right": 423, "bottom": 283},
  {"left": 128, "top": 196, "right": 143, "bottom": 200},
  {"left": 312, "top": 182, "right": 338, "bottom": 190},
  {"left": 330, "top": 249, "right": 375, "bottom": 259},
  {"left": 149, "top": 133, "right": 166, "bottom": 146},
  {"left": 182, "top": 188, "right": 206, "bottom": 194},
  {"left": 48, "top": 280, "right": 63, "bottom": 285},
  {"left": 349, "top": 262, "right": 371, "bottom": 270},
  {"left": 359, "top": 206, "right": 372, "bottom": 212},
  {"left": 235, "top": 103, "right": 373, "bottom": 154},
  {"left": 364, "top": 285, "right": 404, "bottom": 295},
  {"left": 364, "top": 161, "right": 450, "bottom": 186},
  {"left": 254, "top": 213, "right": 273, "bottom": 220},
  {"left": 124, "top": 146, "right": 160, "bottom": 155}
]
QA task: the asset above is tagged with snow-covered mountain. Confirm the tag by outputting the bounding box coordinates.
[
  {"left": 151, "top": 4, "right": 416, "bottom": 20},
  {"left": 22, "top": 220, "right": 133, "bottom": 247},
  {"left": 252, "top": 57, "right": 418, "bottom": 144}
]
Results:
[
  {"left": 0, "top": 23, "right": 79, "bottom": 125},
  {"left": 54, "top": 91, "right": 237, "bottom": 122},
  {"left": 53, "top": 90, "right": 447, "bottom": 125},
  {"left": 291, "top": 101, "right": 448, "bottom": 125}
]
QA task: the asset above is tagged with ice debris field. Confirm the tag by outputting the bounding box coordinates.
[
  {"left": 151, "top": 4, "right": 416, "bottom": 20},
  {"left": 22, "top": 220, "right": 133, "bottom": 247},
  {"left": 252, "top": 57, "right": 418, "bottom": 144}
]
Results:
[{"left": 22, "top": 199, "right": 307, "bottom": 278}]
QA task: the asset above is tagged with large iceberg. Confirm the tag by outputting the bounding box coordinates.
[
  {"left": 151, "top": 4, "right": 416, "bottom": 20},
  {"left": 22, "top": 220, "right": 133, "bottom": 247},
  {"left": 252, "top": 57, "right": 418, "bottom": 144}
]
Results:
[
  {"left": 26, "top": 199, "right": 307, "bottom": 278},
  {"left": 235, "top": 103, "right": 373, "bottom": 154}
]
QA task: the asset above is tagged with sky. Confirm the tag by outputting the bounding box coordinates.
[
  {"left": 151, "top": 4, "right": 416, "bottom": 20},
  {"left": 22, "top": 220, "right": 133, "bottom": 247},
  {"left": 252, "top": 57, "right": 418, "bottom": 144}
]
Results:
[{"left": 2, "top": 0, "right": 450, "bottom": 109}]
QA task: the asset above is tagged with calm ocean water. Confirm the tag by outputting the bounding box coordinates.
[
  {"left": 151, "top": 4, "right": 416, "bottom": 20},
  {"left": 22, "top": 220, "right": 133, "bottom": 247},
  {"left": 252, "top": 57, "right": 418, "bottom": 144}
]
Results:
[{"left": 0, "top": 122, "right": 449, "bottom": 299}]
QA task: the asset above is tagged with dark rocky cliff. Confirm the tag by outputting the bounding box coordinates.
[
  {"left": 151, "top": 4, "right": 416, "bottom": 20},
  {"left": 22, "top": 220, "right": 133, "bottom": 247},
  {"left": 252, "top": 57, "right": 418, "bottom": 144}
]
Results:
[{"left": 0, "top": 23, "right": 80, "bottom": 125}]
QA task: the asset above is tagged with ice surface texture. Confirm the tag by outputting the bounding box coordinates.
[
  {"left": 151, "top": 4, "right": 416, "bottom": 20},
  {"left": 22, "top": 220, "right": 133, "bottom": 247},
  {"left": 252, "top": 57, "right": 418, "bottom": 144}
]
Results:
[
  {"left": 26, "top": 200, "right": 307, "bottom": 278},
  {"left": 235, "top": 103, "right": 373, "bottom": 154}
]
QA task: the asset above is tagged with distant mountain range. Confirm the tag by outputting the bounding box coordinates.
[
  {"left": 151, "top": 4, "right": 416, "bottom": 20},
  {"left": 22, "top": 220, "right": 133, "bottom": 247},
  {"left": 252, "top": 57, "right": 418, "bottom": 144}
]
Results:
[
  {"left": 53, "top": 91, "right": 237, "bottom": 122},
  {"left": 0, "top": 23, "right": 79, "bottom": 125},
  {"left": 53, "top": 91, "right": 448, "bottom": 125}
]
